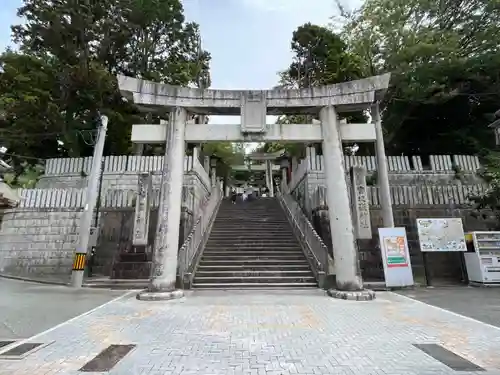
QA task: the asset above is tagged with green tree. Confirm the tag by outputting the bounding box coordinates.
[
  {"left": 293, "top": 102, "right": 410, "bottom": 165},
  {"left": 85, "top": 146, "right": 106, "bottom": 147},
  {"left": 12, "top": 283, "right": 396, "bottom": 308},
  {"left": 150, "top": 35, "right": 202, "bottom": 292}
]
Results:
[
  {"left": 282, "top": 22, "right": 364, "bottom": 88},
  {"left": 337, "top": 0, "right": 500, "bottom": 155},
  {"left": 3, "top": 0, "right": 211, "bottom": 160},
  {"left": 264, "top": 23, "right": 366, "bottom": 157}
]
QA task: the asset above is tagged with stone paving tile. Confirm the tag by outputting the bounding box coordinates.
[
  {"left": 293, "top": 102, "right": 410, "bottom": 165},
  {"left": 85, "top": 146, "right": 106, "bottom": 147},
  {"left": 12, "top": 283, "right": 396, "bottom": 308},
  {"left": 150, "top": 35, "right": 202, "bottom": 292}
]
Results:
[{"left": 0, "top": 289, "right": 499, "bottom": 375}]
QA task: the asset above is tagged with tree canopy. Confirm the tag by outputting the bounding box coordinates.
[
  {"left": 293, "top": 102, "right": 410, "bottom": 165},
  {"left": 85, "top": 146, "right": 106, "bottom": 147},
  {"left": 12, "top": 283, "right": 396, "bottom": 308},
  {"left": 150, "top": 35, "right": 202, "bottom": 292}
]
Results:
[
  {"left": 337, "top": 0, "right": 500, "bottom": 156},
  {"left": 262, "top": 23, "right": 366, "bottom": 157},
  {"left": 0, "top": 0, "right": 211, "bottom": 171}
]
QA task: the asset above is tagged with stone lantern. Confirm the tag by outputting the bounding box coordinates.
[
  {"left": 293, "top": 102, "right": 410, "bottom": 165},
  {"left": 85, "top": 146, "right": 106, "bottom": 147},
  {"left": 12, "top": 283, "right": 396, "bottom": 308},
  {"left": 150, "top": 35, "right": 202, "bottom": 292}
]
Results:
[
  {"left": 276, "top": 152, "right": 290, "bottom": 192},
  {"left": 210, "top": 155, "right": 220, "bottom": 187},
  {"left": 488, "top": 109, "right": 500, "bottom": 146}
]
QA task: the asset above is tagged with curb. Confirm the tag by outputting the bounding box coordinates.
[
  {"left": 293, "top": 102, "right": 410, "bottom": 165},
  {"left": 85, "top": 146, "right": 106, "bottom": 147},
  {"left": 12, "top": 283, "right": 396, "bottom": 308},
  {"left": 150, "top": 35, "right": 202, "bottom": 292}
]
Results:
[{"left": 0, "top": 273, "right": 69, "bottom": 286}]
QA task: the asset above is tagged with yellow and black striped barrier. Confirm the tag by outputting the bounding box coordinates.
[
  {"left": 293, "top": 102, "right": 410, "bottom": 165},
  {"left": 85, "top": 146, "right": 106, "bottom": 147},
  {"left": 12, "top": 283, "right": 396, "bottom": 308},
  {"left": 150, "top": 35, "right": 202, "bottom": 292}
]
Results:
[{"left": 72, "top": 253, "right": 87, "bottom": 271}]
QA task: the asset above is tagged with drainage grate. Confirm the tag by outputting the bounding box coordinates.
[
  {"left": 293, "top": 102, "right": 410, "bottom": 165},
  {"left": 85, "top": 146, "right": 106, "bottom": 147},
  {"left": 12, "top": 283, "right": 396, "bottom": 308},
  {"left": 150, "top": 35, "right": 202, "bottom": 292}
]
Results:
[
  {"left": 0, "top": 341, "right": 16, "bottom": 349},
  {"left": 0, "top": 342, "right": 47, "bottom": 359},
  {"left": 79, "top": 344, "right": 136, "bottom": 372},
  {"left": 413, "top": 344, "right": 485, "bottom": 372}
]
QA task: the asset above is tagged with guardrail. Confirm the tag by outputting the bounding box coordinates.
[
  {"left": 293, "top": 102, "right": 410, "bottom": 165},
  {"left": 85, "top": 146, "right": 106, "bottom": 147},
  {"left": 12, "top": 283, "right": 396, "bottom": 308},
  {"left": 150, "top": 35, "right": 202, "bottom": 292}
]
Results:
[
  {"left": 277, "top": 186, "right": 332, "bottom": 288},
  {"left": 177, "top": 185, "right": 222, "bottom": 288}
]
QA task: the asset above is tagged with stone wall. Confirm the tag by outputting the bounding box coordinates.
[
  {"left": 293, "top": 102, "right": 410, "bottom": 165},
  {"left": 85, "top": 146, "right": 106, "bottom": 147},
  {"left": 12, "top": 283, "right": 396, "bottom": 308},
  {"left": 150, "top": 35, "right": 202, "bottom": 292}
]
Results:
[
  {"left": 312, "top": 206, "right": 495, "bottom": 284},
  {"left": 0, "top": 156, "right": 211, "bottom": 282},
  {"left": 287, "top": 152, "right": 493, "bottom": 284},
  {"left": 0, "top": 209, "right": 82, "bottom": 282},
  {"left": 307, "top": 186, "right": 494, "bottom": 284}
]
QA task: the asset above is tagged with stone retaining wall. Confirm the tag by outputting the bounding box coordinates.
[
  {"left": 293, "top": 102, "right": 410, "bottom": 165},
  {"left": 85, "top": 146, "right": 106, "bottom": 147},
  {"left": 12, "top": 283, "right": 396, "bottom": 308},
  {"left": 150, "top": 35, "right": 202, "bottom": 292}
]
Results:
[
  {"left": 0, "top": 168, "right": 211, "bottom": 281},
  {"left": 0, "top": 209, "right": 82, "bottom": 282},
  {"left": 310, "top": 204, "right": 495, "bottom": 284}
]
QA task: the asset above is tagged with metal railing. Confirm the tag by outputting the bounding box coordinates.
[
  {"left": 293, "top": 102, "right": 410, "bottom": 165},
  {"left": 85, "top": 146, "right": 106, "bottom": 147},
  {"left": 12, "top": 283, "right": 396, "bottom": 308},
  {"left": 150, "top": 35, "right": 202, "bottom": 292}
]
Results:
[
  {"left": 277, "top": 186, "right": 332, "bottom": 287},
  {"left": 178, "top": 185, "right": 222, "bottom": 288}
]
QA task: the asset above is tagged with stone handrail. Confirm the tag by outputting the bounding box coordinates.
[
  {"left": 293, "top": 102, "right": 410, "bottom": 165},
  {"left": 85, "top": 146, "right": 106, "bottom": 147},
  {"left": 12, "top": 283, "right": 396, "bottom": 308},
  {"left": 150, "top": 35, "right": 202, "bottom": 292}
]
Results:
[
  {"left": 277, "top": 186, "right": 332, "bottom": 288},
  {"left": 177, "top": 185, "right": 222, "bottom": 288}
]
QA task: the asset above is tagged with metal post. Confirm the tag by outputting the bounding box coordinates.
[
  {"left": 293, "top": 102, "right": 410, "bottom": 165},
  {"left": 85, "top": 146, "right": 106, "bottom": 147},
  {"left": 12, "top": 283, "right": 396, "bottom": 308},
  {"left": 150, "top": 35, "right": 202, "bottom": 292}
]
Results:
[
  {"left": 70, "top": 115, "right": 108, "bottom": 288},
  {"left": 94, "top": 159, "right": 105, "bottom": 228}
]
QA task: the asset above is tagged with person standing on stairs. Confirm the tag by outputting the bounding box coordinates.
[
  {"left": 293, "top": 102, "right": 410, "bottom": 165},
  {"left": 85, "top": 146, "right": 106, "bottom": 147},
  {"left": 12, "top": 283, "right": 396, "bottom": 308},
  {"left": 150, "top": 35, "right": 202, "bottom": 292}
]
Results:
[{"left": 231, "top": 189, "right": 237, "bottom": 204}]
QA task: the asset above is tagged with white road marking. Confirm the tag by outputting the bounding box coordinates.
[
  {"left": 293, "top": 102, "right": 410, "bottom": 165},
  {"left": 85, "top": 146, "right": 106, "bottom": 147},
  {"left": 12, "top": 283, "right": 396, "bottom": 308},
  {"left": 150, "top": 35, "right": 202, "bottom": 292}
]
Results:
[
  {"left": 0, "top": 290, "right": 136, "bottom": 355},
  {"left": 392, "top": 291, "right": 500, "bottom": 332}
]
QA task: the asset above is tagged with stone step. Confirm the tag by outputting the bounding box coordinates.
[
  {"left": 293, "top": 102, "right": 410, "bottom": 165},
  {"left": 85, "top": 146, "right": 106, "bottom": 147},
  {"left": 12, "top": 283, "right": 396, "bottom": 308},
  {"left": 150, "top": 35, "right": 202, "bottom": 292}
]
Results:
[
  {"left": 208, "top": 231, "right": 295, "bottom": 236},
  {"left": 193, "top": 275, "right": 317, "bottom": 284},
  {"left": 117, "top": 252, "right": 150, "bottom": 262},
  {"left": 196, "top": 264, "right": 311, "bottom": 272},
  {"left": 205, "top": 240, "right": 300, "bottom": 246},
  {"left": 214, "top": 216, "right": 286, "bottom": 219},
  {"left": 208, "top": 234, "right": 295, "bottom": 239},
  {"left": 211, "top": 225, "right": 292, "bottom": 230},
  {"left": 203, "top": 246, "right": 303, "bottom": 252},
  {"left": 195, "top": 270, "right": 314, "bottom": 278},
  {"left": 111, "top": 262, "right": 151, "bottom": 279},
  {"left": 213, "top": 219, "right": 288, "bottom": 223},
  {"left": 193, "top": 197, "right": 315, "bottom": 289},
  {"left": 216, "top": 211, "right": 284, "bottom": 214},
  {"left": 201, "top": 254, "right": 307, "bottom": 261},
  {"left": 202, "top": 253, "right": 305, "bottom": 259},
  {"left": 191, "top": 283, "right": 318, "bottom": 289},
  {"left": 199, "top": 259, "right": 308, "bottom": 266}
]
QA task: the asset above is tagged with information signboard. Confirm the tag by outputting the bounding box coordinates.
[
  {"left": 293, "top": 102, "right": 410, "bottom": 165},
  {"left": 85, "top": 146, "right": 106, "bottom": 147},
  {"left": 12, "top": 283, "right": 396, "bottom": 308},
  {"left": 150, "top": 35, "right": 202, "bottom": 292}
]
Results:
[
  {"left": 416, "top": 218, "right": 466, "bottom": 252},
  {"left": 378, "top": 227, "right": 414, "bottom": 287}
]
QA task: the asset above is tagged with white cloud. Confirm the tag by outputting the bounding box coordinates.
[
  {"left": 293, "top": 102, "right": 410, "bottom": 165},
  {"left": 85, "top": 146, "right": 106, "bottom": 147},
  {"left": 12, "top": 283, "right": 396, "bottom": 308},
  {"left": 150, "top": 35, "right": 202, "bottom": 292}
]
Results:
[
  {"left": 242, "top": 0, "right": 332, "bottom": 14},
  {"left": 241, "top": 0, "right": 362, "bottom": 23}
]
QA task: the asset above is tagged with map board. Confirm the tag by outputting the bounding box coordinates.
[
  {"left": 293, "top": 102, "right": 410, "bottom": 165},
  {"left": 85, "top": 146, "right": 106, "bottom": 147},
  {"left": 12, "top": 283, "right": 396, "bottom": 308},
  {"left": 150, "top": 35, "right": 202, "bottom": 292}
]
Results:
[{"left": 416, "top": 218, "right": 466, "bottom": 252}]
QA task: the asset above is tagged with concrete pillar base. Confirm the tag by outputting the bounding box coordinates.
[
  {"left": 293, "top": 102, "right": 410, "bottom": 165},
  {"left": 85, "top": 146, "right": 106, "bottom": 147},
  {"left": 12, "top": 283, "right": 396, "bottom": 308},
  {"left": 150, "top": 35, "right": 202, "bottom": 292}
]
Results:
[
  {"left": 136, "top": 289, "right": 184, "bottom": 301},
  {"left": 327, "top": 289, "right": 376, "bottom": 301}
]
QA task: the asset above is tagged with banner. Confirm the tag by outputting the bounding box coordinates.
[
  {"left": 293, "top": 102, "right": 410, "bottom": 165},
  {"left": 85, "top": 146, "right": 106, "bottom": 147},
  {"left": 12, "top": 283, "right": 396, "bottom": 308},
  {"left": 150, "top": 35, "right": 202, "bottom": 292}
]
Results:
[{"left": 379, "top": 227, "right": 414, "bottom": 287}]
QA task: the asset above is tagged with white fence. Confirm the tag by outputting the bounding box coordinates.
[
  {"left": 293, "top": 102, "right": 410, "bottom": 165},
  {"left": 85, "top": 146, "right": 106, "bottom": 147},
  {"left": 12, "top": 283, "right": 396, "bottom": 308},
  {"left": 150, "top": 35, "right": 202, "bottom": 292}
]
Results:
[
  {"left": 44, "top": 154, "right": 481, "bottom": 176},
  {"left": 13, "top": 188, "right": 135, "bottom": 208},
  {"left": 289, "top": 153, "right": 482, "bottom": 193},
  {"left": 310, "top": 184, "right": 488, "bottom": 208},
  {"left": 44, "top": 155, "right": 201, "bottom": 175},
  {"left": 303, "top": 150, "right": 480, "bottom": 172}
]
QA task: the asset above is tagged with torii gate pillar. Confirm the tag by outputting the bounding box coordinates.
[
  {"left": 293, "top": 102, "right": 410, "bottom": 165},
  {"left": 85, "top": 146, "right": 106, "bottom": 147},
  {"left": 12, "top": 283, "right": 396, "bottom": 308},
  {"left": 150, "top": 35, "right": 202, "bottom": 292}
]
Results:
[{"left": 118, "top": 73, "right": 391, "bottom": 301}]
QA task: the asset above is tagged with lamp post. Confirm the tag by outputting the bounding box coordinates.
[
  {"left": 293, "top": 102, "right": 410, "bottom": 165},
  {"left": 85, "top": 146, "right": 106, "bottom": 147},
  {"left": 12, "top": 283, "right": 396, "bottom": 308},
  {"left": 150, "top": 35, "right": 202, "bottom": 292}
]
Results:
[
  {"left": 276, "top": 152, "right": 290, "bottom": 193},
  {"left": 0, "top": 147, "right": 11, "bottom": 173},
  {"left": 210, "top": 156, "right": 220, "bottom": 188}
]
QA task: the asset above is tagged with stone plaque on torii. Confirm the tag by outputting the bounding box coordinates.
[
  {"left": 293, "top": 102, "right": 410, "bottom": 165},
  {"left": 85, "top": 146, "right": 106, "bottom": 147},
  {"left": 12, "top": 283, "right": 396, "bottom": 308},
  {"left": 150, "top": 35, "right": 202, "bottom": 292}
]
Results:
[{"left": 117, "top": 73, "right": 394, "bottom": 301}]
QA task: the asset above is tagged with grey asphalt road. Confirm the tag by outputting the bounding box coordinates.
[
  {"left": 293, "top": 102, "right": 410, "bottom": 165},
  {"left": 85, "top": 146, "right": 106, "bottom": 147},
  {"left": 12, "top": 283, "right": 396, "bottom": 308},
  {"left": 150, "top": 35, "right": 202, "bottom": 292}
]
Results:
[
  {"left": 398, "top": 286, "right": 500, "bottom": 328},
  {"left": 0, "top": 278, "right": 127, "bottom": 340}
]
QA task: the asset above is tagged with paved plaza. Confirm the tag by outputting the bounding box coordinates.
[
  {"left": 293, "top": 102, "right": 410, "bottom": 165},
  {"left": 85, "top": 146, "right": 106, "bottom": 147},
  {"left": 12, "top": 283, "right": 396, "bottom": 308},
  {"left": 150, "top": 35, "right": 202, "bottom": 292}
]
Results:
[{"left": 0, "top": 288, "right": 499, "bottom": 375}]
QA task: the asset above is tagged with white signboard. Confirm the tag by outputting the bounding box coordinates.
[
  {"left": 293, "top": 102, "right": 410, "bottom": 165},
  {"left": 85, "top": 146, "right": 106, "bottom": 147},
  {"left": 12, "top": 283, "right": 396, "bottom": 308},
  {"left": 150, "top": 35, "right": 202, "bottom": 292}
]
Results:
[
  {"left": 379, "top": 227, "right": 414, "bottom": 287},
  {"left": 416, "top": 218, "right": 466, "bottom": 252}
]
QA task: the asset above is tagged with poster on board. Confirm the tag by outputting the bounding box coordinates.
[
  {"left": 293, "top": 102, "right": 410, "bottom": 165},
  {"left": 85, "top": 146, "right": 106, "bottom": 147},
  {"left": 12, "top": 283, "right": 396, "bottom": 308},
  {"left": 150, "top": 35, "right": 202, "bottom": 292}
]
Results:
[
  {"left": 416, "top": 218, "right": 466, "bottom": 252},
  {"left": 378, "top": 227, "right": 414, "bottom": 287}
]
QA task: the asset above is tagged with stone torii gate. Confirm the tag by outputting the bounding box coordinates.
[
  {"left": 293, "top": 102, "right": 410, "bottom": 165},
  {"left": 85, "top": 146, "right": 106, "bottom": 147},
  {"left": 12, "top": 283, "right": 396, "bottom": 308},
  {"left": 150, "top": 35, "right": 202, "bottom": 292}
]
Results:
[
  {"left": 246, "top": 149, "right": 287, "bottom": 197},
  {"left": 118, "top": 73, "right": 394, "bottom": 301}
]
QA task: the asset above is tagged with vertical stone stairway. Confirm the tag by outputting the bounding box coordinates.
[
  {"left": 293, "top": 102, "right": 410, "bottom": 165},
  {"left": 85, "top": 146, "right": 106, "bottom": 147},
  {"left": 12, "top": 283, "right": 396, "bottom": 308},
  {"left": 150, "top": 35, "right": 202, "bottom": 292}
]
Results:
[{"left": 192, "top": 198, "right": 317, "bottom": 289}]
